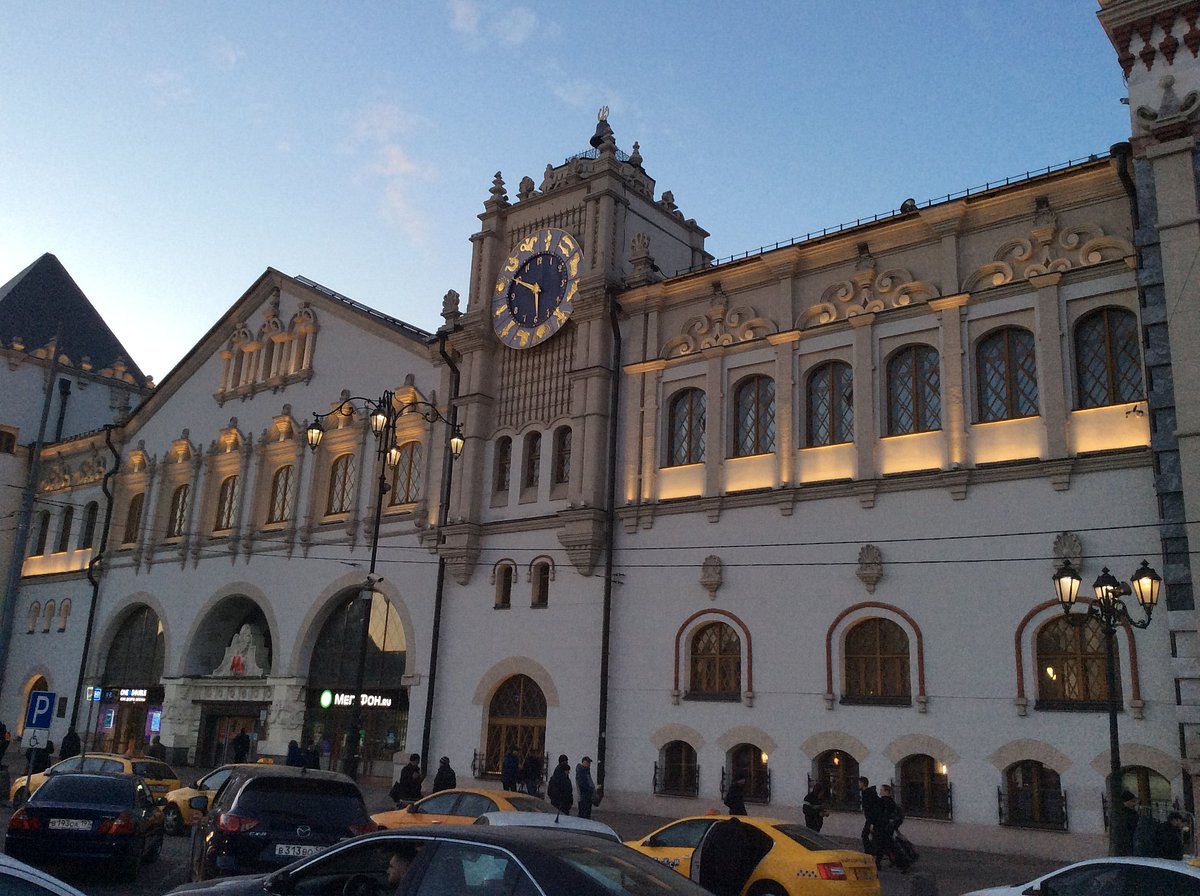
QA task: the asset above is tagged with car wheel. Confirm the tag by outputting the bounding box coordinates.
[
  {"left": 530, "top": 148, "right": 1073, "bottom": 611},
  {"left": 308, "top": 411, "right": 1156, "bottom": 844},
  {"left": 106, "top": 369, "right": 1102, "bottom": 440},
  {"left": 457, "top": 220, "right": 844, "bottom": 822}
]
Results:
[
  {"left": 163, "top": 804, "right": 184, "bottom": 835},
  {"left": 145, "top": 831, "right": 163, "bottom": 863},
  {"left": 11, "top": 787, "right": 28, "bottom": 809}
]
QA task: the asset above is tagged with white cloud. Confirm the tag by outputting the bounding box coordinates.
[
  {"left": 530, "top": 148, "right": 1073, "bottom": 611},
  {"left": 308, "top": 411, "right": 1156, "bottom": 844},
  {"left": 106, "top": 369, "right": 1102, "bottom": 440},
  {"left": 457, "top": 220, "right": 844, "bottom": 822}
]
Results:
[
  {"left": 448, "top": 0, "right": 481, "bottom": 35},
  {"left": 211, "top": 37, "right": 244, "bottom": 70},
  {"left": 552, "top": 80, "right": 621, "bottom": 113},
  {"left": 494, "top": 6, "right": 536, "bottom": 46},
  {"left": 147, "top": 69, "right": 191, "bottom": 105},
  {"left": 347, "top": 102, "right": 412, "bottom": 148},
  {"left": 373, "top": 144, "right": 421, "bottom": 178}
]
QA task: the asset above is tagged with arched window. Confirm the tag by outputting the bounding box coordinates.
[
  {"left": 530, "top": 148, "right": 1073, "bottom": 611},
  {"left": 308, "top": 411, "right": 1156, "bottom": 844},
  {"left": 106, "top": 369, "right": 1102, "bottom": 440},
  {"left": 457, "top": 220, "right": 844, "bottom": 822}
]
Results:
[
  {"left": 656, "top": 740, "right": 699, "bottom": 797},
  {"left": 732, "top": 375, "right": 775, "bottom": 457},
  {"left": 1120, "top": 765, "right": 1171, "bottom": 811},
  {"left": 977, "top": 327, "right": 1038, "bottom": 422},
  {"left": 30, "top": 510, "right": 50, "bottom": 556},
  {"left": 531, "top": 560, "right": 550, "bottom": 608},
  {"left": 54, "top": 507, "right": 74, "bottom": 553},
  {"left": 728, "top": 743, "right": 770, "bottom": 804},
  {"left": 167, "top": 484, "right": 190, "bottom": 538},
  {"left": 1003, "top": 760, "right": 1065, "bottom": 829},
  {"left": 27, "top": 602, "right": 40, "bottom": 634},
  {"left": 522, "top": 433, "right": 541, "bottom": 489},
  {"left": 844, "top": 618, "right": 910, "bottom": 703},
  {"left": 122, "top": 493, "right": 144, "bottom": 545},
  {"left": 80, "top": 502, "right": 99, "bottom": 551},
  {"left": 668, "top": 388, "right": 706, "bottom": 466},
  {"left": 552, "top": 427, "right": 572, "bottom": 485},
  {"left": 689, "top": 622, "right": 740, "bottom": 699},
  {"left": 310, "top": 590, "right": 405, "bottom": 688},
  {"left": 58, "top": 599, "right": 72, "bottom": 632},
  {"left": 1075, "top": 307, "right": 1142, "bottom": 409},
  {"left": 214, "top": 475, "right": 239, "bottom": 532},
  {"left": 484, "top": 675, "right": 547, "bottom": 777},
  {"left": 494, "top": 563, "right": 514, "bottom": 609},
  {"left": 103, "top": 605, "right": 166, "bottom": 692},
  {"left": 887, "top": 345, "right": 941, "bottom": 435},
  {"left": 806, "top": 361, "right": 854, "bottom": 446},
  {"left": 1036, "top": 615, "right": 1118, "bottom": 709},
  {"left": 326, "top": 454, "right": 356, "bottom": 515},
  {"left": 0, "top": 430, "right": 15, "bottom": 454},
  {"left": 42, "top": 601, "right": 56, "bottom": 633},
  {"left": 268, "top": 465, "right": 294, "bottom": 523},
  {"left": 898, "top": 754, "right": 951, "bottom": 820},
  {"left": 494, "top": 438, "right": 512, "bottom": 493},
  {"left": 815, "top": 750, "right": 860, "bottom": 811},
  {"left": 389, "top": 441, "right": 423, "bottom": 506}
]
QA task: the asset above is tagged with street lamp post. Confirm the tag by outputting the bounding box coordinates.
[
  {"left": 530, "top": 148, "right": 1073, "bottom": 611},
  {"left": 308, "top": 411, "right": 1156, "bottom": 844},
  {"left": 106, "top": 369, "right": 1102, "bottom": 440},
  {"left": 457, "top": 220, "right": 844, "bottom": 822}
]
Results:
[
  {"left": 306, "top": 390, "right": 463, "bottom": 779},
  {"left": 1051, "top": 557, "right": 1162, "bottom": 855}
]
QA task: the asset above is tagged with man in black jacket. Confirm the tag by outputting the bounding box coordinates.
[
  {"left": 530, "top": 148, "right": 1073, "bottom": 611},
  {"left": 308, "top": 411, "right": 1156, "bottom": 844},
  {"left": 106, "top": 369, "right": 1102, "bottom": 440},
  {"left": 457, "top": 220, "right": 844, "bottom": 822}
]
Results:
[
  {"left": 858, "top": 776, "right": 885, "bottom": 862},
  {"left": 547, "top": 754, "right": 573, "bottom": 815}
]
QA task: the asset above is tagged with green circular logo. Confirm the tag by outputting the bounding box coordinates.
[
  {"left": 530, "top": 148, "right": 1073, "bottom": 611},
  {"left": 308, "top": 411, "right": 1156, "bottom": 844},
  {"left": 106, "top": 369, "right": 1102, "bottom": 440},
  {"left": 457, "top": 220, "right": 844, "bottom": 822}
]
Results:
[{"left": 319, "top": 689, "right": 333, "bottom": 709}]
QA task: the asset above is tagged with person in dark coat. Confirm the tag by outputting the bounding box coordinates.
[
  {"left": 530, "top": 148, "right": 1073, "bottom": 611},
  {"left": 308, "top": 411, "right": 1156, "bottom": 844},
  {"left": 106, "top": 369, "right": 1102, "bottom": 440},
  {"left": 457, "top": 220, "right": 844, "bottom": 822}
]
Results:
[
  {"left": 723, "top": 770, "right": 748, "bottom": 816},
  {"left": 803, "top": 782, "right": 829, "bottom": 831},
  {"left": 302, "top": 739, "right": 321, "bottom": 769},
  {"left": 285, "top": 740, "right": 304, "bottom": 767},
  {"left": 432, "top": 756, "right": 456, "bottom": 792},
  {"left": 390, "top": 753, "right": 425, "bottom": 805},
  {"left": 501, "top": 749, "right": 520, "bottom": 791},
  {"left": 858, "top": 776, "right": 885, "bottom": 862},
  {"left": 575, "top": 756, "right": 596, "bottom": 819},
  {"left": 522, "top": 752, "right": 542, "bottom": 797},
  {"left": 231, "top": 728, "right": 250, "bottom": 763},
  {"left": 145, "top": 735, "right": 166, "bottom": 761},
  {"left": 1111, "top": 789, "right": 1140, "bottom": 855},
  {"left": 59, "top": 728, "right": 82, "bottom": 761},
  {"left": 547, "top": 754, "right": 573, "bottom": 815},
  {"left": 876, "top": 784, "right": 908, "bottom": 870}
]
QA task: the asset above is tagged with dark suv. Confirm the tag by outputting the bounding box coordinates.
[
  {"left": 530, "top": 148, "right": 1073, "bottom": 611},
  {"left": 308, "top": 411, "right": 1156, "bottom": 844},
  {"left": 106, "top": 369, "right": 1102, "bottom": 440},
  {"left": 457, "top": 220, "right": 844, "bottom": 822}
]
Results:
[{"left": 188, "top": 765, "right": 375, "bottom": 880}]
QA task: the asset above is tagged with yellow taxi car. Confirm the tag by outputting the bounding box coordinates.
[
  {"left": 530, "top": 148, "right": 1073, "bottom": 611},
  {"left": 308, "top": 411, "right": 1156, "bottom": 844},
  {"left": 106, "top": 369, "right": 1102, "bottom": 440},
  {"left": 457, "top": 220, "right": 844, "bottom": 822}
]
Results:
[
  {"left": 161, "top": 763, "right": 257, "bottom": 835},
  {"left": 626, "top": 815, "right": 880, "bottom": 896},
  {"left": 10, "top": 753, "right": 180, "bottom": 808},
  {"left": 372, "top": 787, "right": 559, "bottom": 828}
]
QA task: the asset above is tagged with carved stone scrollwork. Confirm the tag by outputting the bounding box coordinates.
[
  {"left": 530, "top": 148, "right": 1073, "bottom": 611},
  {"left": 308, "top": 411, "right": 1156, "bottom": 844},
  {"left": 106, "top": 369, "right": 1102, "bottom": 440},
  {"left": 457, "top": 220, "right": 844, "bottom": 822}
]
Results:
[
  {"left": 856, "top": 545, "right": 883, "bottom": 594},
  {"left": 662, "top": 305, "right": 778, "bottom": 358},
  {"left": 700, "top": 555, "right": 722, "bottom": 600},
  {"left": 1053, "top": 531, "right": 1083, "bottom": 572},
  {"left": 801, "top": 243, "right": 940, "bottom": 329},
  {"left": 1135, "top": 74, "right": 1200, "bottom": 136}
]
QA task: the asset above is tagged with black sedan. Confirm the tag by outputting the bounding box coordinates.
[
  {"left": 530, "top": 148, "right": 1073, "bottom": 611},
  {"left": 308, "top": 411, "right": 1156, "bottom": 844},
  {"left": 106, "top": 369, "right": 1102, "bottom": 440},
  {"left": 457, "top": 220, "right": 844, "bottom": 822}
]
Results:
[
  {"left": 4, "top": 772, "right": 165, "bottom": 880},
  {"left": 169, "top": 825, "right": 712, "bottom": 895}
]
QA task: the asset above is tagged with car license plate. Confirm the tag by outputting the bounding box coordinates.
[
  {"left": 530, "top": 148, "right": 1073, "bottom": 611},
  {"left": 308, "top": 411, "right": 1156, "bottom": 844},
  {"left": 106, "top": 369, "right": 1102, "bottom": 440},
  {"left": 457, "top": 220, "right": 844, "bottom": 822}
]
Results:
[
  {"left": 852, "top": 866, "right": 875, "bottom": 880},
  {"left": 49, "top": 818, "right": 92, "bottom": 831},
  {"left": 275, "top": 844, "right": 320, "bottom": 858}
]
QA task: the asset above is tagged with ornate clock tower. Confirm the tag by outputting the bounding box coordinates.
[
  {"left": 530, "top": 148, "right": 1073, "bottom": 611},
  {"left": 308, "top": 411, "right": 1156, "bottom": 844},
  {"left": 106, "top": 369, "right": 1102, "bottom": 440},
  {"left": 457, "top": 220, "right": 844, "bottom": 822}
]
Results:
[{"left": 440, "top": 111, "right": 709, "bottom": 580}]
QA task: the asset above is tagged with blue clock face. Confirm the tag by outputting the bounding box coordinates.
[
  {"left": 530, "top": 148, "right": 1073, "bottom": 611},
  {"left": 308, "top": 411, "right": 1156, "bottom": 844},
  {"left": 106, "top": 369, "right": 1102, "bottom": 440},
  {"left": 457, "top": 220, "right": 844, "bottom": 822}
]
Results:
[{"left": 492, "top": 228, "right": 583, "bottom": 349}]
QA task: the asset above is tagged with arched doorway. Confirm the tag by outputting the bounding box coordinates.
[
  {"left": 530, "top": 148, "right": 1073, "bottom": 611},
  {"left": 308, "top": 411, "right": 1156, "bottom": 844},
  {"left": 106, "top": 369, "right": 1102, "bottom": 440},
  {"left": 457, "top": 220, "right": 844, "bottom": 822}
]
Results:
[
  {"left": 483, "top": 674, "right": 546, "bottom": 777},
  {"left": 304, "top": 589, "right": 407, "bottom": 777},
  {"left": 93, "top": 605, "right": 164, "bottom": 754}
]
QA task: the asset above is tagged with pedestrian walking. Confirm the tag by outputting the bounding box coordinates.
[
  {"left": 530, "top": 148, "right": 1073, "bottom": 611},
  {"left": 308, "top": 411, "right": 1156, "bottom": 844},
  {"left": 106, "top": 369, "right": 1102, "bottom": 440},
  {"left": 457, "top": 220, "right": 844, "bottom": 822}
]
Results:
[
  {"left": 723, "top": 770, "right": 748, "bottom": 816},
  {"left": 232, "top": 727, "right": 250, "bottom": 763},
  {"left": 547, "top": 754, "right": 573, "bottom": 815},
  {"left": 575, "top": 756, "right": 596, "bottom": 819},
  {"left": 803, "top": 782, "right": 829, "bottom": 832},
  {"left": 59, "top": 727, "right": 82, "bottom": 761},
  {"left": 432, "top": 756, "right": 457, "bottom": 792},
  {"left": 286, "top": 740, "right": 304, "bottom": 767},
  {"left": 146, "top": 734, "right": 166, "bottom": 761},
  {"left": 501, "top": 749, "right": 520, "bottom": 791},
  {"left": 858, "top": 776, "right": 885, "bottom": 862},
  {"left": 522, "top": 752, "right": 542, "bottom": 797},
  {"left": 390, "top": 753, "right": 425, "bottom": 805},
  {"left": 1112, "top": 789, "right": 1140, "bottom": 855}
]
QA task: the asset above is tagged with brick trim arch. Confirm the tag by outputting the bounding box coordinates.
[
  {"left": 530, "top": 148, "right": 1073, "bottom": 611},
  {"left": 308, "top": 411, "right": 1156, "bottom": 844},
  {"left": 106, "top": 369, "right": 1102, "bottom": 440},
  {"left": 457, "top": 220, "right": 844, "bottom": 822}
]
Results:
[
  {"left": 673, "top": 609, "right": 753, "bottom": 694},
  {"left": 824, "top": 602, "right": 926, "bottom": 699}
]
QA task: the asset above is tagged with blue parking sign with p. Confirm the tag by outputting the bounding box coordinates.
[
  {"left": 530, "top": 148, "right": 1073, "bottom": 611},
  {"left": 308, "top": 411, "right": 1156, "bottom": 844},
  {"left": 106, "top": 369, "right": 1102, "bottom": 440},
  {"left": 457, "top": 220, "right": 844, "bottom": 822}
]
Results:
[{"left": 25, "top": 691, "right": 55, "bottom": 730}]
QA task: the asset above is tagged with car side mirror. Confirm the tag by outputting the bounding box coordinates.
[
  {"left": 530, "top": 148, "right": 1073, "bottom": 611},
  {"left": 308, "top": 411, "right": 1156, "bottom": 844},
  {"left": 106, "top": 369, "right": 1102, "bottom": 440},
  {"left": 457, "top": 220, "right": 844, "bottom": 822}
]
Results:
[
  {"left": 154, "top": 796, "right": 167, "bottom": 806},
  {"left": 188, "top": 795, "right": 209, "bottom": 812}
]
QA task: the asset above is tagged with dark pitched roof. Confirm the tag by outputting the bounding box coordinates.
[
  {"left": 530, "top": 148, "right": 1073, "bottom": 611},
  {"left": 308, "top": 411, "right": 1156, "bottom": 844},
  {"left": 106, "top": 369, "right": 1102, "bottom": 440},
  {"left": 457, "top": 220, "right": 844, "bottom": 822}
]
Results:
[{"left": 0, "top": 253, "right": 149, "bottom": 386}]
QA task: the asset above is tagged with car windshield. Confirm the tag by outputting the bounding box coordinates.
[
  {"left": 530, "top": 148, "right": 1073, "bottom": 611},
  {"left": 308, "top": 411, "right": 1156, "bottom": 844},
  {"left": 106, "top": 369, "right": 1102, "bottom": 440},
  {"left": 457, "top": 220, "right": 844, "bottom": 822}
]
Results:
[
  {"left": 506, "top": 795, "right": 556, "bottom": 814},
  {"left": 132, "top": 761, "right": 174, "bottom": 780},
  {"left": 38, "top": 775, "right": 130, "bottom": 806},
  {"left": 238, "top": 779, "right": 366, "bottom": 824},
  {"left": 772, "top": 823, "right": 844, "bottom": 852},
  {"left": 555, "top": 843, "right": 698, "bottom": 894}
]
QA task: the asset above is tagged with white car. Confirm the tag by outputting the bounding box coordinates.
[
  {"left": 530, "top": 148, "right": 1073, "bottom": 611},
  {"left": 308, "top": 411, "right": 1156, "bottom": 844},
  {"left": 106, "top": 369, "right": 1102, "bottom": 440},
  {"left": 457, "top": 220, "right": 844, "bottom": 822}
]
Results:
[
  {"left": 472, "top": 810, "right": 621, "bottom": 841},
  {"left": 0, "top": 853, "right": 88, "bottom": 896},
  {"left": 963, "top": 856, "right": 1200, "bottom": 895}
]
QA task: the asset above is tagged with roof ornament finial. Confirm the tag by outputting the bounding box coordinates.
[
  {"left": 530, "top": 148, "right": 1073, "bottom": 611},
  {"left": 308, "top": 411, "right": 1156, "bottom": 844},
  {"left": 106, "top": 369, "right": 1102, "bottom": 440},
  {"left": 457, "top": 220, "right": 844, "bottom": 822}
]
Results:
[
  {"left": 598, "top": 106, "right": 609, "bottom": 122},
  {"left": 590, "top": 107, "right": 614, "bottom": 149}
]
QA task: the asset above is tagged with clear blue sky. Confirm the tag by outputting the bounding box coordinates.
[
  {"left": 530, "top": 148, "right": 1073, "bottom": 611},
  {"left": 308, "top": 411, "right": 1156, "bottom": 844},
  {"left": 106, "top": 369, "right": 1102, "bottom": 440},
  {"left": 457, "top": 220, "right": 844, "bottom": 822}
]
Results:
[{"left": 1, "top": 1, "right": 1129, "bottom": 382}]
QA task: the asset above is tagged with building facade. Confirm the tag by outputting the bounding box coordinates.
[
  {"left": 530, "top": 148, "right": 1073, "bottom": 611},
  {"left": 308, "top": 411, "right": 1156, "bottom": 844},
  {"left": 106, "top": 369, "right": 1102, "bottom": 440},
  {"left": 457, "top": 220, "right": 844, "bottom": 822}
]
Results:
[{"left": 5, "top": 0, "right": 1200, "bottom": 859}]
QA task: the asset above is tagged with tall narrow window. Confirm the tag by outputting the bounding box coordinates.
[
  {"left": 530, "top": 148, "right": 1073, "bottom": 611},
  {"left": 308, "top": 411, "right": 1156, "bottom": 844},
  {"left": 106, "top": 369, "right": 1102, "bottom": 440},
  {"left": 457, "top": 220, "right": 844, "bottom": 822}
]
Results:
[
  {"left": 668, "top": 388, "right": 706, "bottom": 466},
  {"left": 495, "top": 563, "right": 514, "bottom": 609},
  {"left": 0, "top": 430, "right": 15, "bottom": 454},
  {"left": 806, "top": 361, "right": 854, "bottom": 446},
  {"left": 689, "top": 622, "right": 740, "bottom": 699},
  {"left": 30, "top": 510, "right": 51, "bottom": 556},
  {"left": 58, "top": 599, "right": 72, "bottom": 632},
  {"left": 267, "top": 465, "right": 294, "bottom": 524},
  {"left": 167, "top": 484, "right": 190, "bottom": 538},
  {"left": 79, "top": 502, "right": 99, "bottom": 551},
  {"left": 523, "top": 433, "right": 541, "bottom": 489},
  {"left": 977, "top": 327, "right": 1038, "bottom": 422},
  {"left": 899, "top": 754, "right": 951, "bottom": 820},
  {"left": 1036, "top": 615, "right": 1118, "bottom": 708},
  {"left": 213, "top": 475, "right": 239, "bottom": 532},
  {"left": 531, "top": 561, "right": 550, "bottom": 607},
  {"left": 1075, "top": 307, "right": 1142, "bottom": 409},
  {"left": 484, "top": 675, "right": 547, "bottom": 777},
  {"left": 732, "top": 375, "right": 775, "bottom": 457},
  {"left": 1004, "top": 760, "right": 1065, "bottom": 829},
  {"left": 54, "top": 507, "right": 74, "bottom": 553},
  {"left": 844, "top": 618, "right": 911, "bottom": 702},
  {"left": 122, "top": 493, "right": 144, "bottom": 545},
  {"left": 887, "top": 345, "right": 941, "bottom": 435},
  {"left": 388, "top": 441, "right": 423, "bottom": 505},
  {"left": 494, "top": 438, "right": 512, "bottom": 493},
  {"left": 816, "top": 750, "right": 861, "bottom": 811},
  {"left": 657, "top": 741, "right": 699, "bottom": 797},
  {"left": 326, "top": 454, "right": 356, "bottom": 515},
  {"left": 552, "top": 427, "right": 572, "bottom": 485}
]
